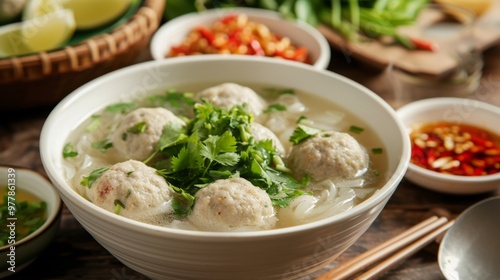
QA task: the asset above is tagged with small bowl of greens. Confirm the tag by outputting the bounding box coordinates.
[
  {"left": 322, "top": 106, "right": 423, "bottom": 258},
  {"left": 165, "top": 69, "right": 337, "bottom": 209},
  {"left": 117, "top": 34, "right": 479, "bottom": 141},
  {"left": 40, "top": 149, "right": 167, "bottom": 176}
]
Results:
[{"left": 0, "top": 166, "right": 62, "bottom": 276}]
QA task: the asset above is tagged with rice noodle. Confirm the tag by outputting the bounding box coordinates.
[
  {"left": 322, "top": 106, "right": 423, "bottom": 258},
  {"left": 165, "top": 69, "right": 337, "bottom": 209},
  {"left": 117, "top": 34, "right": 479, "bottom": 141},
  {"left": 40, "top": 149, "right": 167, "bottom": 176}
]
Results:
[{"left": 336, "top": 178, "right": 366, "bottom": 188}]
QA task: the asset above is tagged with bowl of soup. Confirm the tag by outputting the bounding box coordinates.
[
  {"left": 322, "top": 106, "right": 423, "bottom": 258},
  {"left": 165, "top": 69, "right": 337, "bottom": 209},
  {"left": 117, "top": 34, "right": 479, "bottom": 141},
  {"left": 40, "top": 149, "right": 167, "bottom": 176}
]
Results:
[
  {"left": 397, "top": 97, "right": 500, "bottom": 194},
  {"left": 40, "top": 56, "right": 410, "bottom": 279},
  {"left": 0, "top": 166, "right": 62, "bottom": 276}
]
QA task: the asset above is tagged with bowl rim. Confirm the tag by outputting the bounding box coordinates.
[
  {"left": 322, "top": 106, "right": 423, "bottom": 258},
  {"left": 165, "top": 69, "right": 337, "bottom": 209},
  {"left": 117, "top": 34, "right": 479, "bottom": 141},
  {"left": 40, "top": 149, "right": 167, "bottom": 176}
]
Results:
[
  {"left": 0, "top": 165, "right": 62, "bottom": 250},
  {"left": 397, "top": 97, "right": 500, "bottom": 183},
  {"left": 41, "top": 55, "right": 410, "bottom": 238},
  {"left": 150, "top": 7, "right": 331, "bottom": 69}
]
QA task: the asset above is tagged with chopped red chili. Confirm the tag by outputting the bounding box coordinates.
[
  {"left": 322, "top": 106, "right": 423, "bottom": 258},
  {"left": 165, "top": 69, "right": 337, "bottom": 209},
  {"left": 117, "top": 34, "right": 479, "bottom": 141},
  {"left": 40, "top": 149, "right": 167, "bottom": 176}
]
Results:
[
  {"left": 167, "top": 13, "right": 311, "bottom": 64},
  {"left": 409, "top": 122, "right": 500, "bottom": 176},
  {"left": 409, "top": 37, "right": 439, "bottom": 52}
]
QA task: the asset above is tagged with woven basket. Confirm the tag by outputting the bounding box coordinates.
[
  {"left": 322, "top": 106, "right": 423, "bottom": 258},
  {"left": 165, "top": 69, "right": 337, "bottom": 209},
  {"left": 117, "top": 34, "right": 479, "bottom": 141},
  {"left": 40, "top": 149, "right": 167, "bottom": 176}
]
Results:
[{"left": 0, "top": 0, "right": 165, "bottom": 111}]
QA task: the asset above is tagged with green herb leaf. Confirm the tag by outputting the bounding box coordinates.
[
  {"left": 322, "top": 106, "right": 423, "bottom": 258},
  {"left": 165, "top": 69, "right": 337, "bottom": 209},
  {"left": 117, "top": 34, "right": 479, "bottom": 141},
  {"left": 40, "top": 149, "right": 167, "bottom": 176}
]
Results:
[
  {"left": 105, "top": 102, "right": 135, "bottom": 113},
  {"left": 62, "top": 143, "right": 78, "bottom": 158},
  {"left": 349, "top": 125, "right": 364, "bottom": 134},
  {"left": 91, "top": 139, "right": 113, "bottom": 153},
  {"left": 81, "top": 166, "right": 109, "bottom": 188},
  {"left": 147, "top": 90, "right": 196, "bottom": 108},
  {"left": 372, "top": 147, "right": 383, "bottom": 154},
  {"left": 86, "top": 115, "right": 101, "bottom": 132},
  {"left": 153, "top": 102, "right": 304, "bottom": 210},
  {"left": 263, "top": 104, "right": 287, "bottom": 113},
  {"left": 170, "top": 185, "right": 195, "bottom": 217},
  {"left": 127, "top": 121, "right": 147, "bottom": 134},
  {"left": 114, "top": 199, "right": 125, "bottom": 214},
  {"left": 289, "top": 124, "right": 321, "bottom": 145}
]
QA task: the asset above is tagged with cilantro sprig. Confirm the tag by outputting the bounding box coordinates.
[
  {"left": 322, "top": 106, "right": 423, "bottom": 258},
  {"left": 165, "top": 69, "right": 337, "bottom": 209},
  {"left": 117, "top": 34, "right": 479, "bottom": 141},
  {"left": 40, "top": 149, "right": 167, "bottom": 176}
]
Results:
[
  {"left": 289, "top": 124, "right": 321, "bottom": 145},
  {"left": 81, "top": 166, "right": 109, "bottom": 188},
  {"left": 152, "top": 102, "right": 306, "bottom": 217}
]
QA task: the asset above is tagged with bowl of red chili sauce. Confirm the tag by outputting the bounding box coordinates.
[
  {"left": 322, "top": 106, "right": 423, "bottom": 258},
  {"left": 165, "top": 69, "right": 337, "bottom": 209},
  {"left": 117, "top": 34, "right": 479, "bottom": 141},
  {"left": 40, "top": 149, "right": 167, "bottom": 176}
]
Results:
[
  {"left": 397, "top": 97, "right": 500, "bottom": 194},
  {"left": 150, "top": 7, "right": 330, "bottom": 69}
]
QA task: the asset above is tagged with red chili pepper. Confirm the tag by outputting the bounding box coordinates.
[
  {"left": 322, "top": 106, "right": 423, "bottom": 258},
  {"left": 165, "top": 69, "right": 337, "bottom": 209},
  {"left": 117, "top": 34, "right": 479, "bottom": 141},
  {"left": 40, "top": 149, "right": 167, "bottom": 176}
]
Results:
[
  {"left": 169, "top": 45, "right": 191, "bottom": 56},
  {"left": 410, "top": 37, "right": 439, "bottom": 52},
  {"left": 292, "top": 47, "right": 308, "bottom": 62},
  {"left": 462, "top": 163, "right": 475, "bottom": 176},
  {"left": 227, "top": 29, "right": 242, "bottom": 46},
  {"left": 221, "top": 14, "right": 238, "bottom": 24},
  {"left": 455, "top": 153, "right": 472, "bottom": 162},
  {"left": 197, "top": 26, "right": 215, "bottom": 44}
]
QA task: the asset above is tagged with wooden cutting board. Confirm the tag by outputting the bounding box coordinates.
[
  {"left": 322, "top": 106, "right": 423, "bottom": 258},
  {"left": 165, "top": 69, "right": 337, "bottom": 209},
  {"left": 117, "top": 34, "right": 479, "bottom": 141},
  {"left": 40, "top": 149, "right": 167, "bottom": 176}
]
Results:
[{"left": 318, "top": 0, "right": 500, "bottom": 77}]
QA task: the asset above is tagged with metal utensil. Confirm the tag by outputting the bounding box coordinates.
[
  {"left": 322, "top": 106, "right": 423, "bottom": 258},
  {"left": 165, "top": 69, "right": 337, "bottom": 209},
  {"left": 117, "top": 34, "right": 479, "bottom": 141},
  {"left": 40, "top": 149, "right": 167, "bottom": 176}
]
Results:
[{"left": 438, "top": 196, "right": 500, "bottom": 280}]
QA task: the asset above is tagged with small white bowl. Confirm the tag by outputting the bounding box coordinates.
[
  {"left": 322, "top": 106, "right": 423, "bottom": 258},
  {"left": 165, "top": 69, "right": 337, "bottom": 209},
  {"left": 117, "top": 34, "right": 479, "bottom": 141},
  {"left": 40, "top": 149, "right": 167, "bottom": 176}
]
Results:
[
  {"left": 0, "top": 166, "right": 62, "bottom": 276},
  {"left": 397, "top": 97, "right": 500, "bottom": 195},
  {"left": 150, "top": 7, "right": 330, "bottom": 69}
]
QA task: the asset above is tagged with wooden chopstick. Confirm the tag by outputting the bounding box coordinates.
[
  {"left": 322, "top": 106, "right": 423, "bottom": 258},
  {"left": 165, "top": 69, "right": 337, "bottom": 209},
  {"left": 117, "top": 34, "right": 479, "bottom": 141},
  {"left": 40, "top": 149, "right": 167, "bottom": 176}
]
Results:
[
  {"left": 354, "top": 220, "right": 454, "bottom": 280},
  {"left": 316, "top": 216, "right": 450, "bottom": 280}
]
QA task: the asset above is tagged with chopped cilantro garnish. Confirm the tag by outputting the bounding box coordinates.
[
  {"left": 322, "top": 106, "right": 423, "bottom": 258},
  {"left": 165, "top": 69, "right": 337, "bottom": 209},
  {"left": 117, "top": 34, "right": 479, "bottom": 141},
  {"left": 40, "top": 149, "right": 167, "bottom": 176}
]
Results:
[
  {"left": 289, "top": 124, "right": 321, "bottom": 145},
  {"left": 127, "top": 122, "right": 147, "bottom": 134},
  {"left": 263, "top": 88, "right": 295, "bottom": 96},
  {"left": 114, "top": 199, "right": 125, "bottom": 214},
  {"left": 372, "top": 148, "right": 383, "bottom": 154},
  {"left": 146, "top": 90, "right": 196, "bottom": 108},
  {"left": 91, "top": 139, "right": 113, "bottom": 153},
  {"left": 296, "top": 115, "right": 307, "bottom": 124},
  {"left": 152, "top": 102, "right": 306, "bottom": 217},
  {"left": 349, "top": 125, "right": 365, "bottom": 134},
  {"left": 86, "top": 115, "right": 101, "bottom": 132},
  {"left": 81, "top": 166, "right": 109, "bottom": 188},
  {"left": 263, "top": 104, "right": 287, "bottom": 113},
  {"left": 105, "top": 102, "right": 135, "bottom": 113},
  {"left": 62, "top": 143, "right": 78, "bottom": 158}
]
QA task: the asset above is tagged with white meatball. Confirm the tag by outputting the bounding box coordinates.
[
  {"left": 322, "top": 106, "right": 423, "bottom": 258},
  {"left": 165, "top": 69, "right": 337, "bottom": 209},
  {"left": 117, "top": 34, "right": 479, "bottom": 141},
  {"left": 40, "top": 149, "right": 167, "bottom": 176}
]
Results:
[
  {"left": 87, "top": 160, "right": 172, "bottom": 224},
  {"left": 196, "top": 83, "right": 267, "bottom": 116},
  {"left": 288, "top": 131, "right": 369, "bottom": 182},
  {"left": 250, "top": 123, "right": 286, "bottom": 156},
  {"left": 111, "top": 107, "right": 185, "bottom": 161},
  {"left": 189, "top": 178, "right": 277, "bottom": 232}
]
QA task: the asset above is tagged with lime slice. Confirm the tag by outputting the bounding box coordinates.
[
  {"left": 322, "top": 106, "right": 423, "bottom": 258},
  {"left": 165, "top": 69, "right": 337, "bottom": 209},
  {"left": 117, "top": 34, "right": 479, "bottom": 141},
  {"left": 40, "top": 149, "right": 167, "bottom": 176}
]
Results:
[
  {"left": 0, "top": 9, "right": 76, "bottom": 58},
  {"left": 22, "top": 0, "right": 63, "bottom": 20},
  {"left": 61, "top": 0, "right": 132, "bottom": 30},
  {"left": 21, "top": 9, "right": 76, "bottom": 52},
  {"left": 0, "top": 22, "right": 32, "bottom": 58}
]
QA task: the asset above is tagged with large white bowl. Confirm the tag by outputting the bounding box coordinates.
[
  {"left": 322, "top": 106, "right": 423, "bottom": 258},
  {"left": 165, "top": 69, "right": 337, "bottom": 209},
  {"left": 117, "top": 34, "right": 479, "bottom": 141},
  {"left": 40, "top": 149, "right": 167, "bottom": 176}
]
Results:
[
  {"left": 40, "top": 56, "right": 410, "bottom": 280},
  {"left": 397, "top": 97, "right": 500, "bottom": 195},
  {"left": 150, "top": 7, "right": 331, "bottom": 69}
]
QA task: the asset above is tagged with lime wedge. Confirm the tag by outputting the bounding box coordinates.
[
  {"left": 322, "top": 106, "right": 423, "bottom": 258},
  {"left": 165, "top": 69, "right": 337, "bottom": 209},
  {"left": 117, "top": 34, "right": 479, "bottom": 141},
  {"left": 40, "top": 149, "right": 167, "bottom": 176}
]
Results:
[
  {"left": 0, "top": 22, "right": 32, "bottom": 58},
  {"left": 61, "top": 0, "right": 132, "bottom": 30},
  {"left": 0, "top": 9, "right": 76, "bottom": 58},
  {"left": 22, "top": 0, "right": 63, "bottom": 20}
]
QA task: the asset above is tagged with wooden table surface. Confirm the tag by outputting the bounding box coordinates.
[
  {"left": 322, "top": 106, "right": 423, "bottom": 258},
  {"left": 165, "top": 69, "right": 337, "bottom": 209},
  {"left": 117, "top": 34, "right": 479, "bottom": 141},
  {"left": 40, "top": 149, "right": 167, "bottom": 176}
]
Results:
[{"left": 1, "top": 44, "right": 499, "bottom": 279}]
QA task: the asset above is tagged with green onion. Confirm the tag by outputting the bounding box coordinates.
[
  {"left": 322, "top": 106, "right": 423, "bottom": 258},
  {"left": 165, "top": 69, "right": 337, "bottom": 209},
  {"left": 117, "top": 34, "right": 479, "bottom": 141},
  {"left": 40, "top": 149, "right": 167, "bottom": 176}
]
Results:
[
  {"left": 349, "top": 125, "right": 364, "bottom": 134},
  {"left": 62, "top": 143, "right": 78, "bottom": 158}
]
